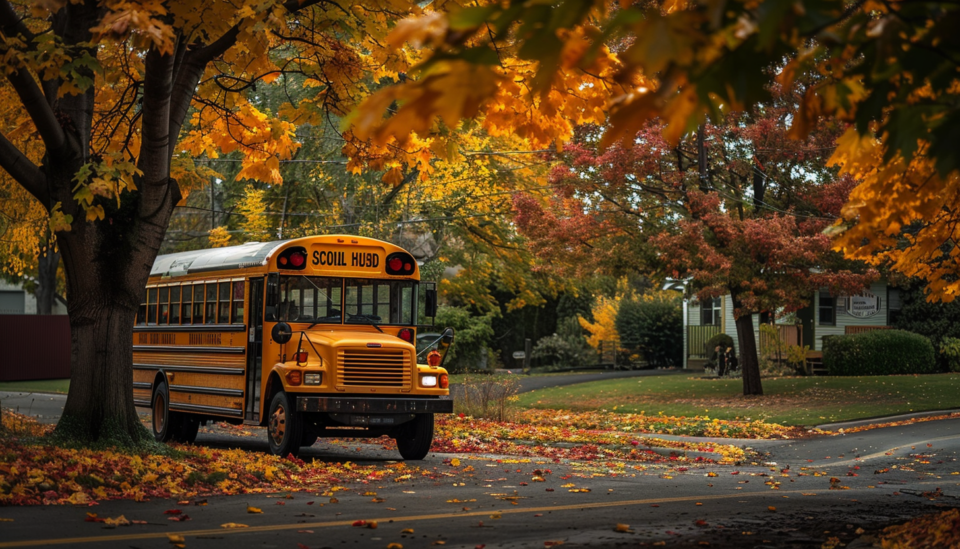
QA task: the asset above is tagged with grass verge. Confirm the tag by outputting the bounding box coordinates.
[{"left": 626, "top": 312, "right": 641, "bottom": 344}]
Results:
[
  {"left": 0, "top": 379, "right": 70, "bottom": 394},
  {"left": 517, "top": 373, "right": 960, "bottom": 426}
]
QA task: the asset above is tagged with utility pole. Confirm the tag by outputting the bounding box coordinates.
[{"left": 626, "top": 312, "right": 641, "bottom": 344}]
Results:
[{"left": 278, "top": 184, "right": 290, "bottom": 239}]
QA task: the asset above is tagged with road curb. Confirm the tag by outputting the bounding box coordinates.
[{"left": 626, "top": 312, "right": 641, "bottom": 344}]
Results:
[{"left": 816, "top": 409, "right": 960, "bottom": 431}]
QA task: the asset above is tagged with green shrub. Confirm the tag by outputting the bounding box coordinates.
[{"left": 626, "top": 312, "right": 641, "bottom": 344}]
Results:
[
  {"left": 940, "top": 337, "right": 960, "bottom": 373},
  {"left": 823, "top": 329, "right": 936, "bottom": 375},
  {"left": 532, "top": 317, "right": 594, "bottom": 369},
  {"left": 434, "top": 307, "right": 496, "bottom": 373},
  {"left": 615, "top": 294, "right": 683, "bottom": 367},
  {"left": 891, "top": 283, "right": 960, "bottom": 370}
]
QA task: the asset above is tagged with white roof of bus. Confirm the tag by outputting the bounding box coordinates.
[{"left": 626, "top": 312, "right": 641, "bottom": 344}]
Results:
[{"left": 150, "top": 240, "right": 290, "bottom": 277}]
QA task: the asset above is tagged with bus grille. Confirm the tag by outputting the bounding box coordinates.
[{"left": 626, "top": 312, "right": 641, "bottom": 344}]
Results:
[{"left": 337, "top": 349, "right": 411, "bottom": 388}]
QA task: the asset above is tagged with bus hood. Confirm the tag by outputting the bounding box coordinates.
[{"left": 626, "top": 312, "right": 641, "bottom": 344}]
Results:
[{"left": 303, "top": 330, "right": 415, "bottom": 351}]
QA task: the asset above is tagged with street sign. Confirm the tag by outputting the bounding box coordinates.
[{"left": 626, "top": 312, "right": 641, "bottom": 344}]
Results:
[{"left": 512, "top": 351, "right": 526, "bottom": 359}]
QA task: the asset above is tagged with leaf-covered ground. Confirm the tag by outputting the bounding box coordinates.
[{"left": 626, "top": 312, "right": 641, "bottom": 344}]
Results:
[
  {"left": 0, "top": 407, "right": 798, "bottom": 507},
  {"left": 3, "top": 406, "right": 949, "bottom": 508}
]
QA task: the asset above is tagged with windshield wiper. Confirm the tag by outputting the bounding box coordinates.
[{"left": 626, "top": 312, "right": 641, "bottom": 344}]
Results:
[{"left": 348, "top": 313, "right": 383, "bottom": 332}]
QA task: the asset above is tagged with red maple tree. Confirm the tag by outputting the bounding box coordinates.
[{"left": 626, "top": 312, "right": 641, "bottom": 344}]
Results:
[{"left": 514, "top": 86, "right": 874, "bottom": 395}]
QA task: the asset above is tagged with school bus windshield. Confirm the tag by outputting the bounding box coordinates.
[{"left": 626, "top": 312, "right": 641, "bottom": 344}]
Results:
[{"left": 275, "top": 275, "right": 417, "bottom": 326}]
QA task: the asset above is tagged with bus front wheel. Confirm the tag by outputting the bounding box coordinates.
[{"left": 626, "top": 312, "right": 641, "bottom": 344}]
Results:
[
  {"left": 267, "top": 391, "right": 303, "bottom": 458},
  {"left": 395, "top": 413, "right": 434, "bottom": 460}
]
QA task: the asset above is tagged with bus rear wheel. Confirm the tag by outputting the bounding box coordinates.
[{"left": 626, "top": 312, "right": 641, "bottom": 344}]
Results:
[
  {"left": 267, "top": 391, "right": 302, "bottom": 458},
  {"left": 152, "top": 381, "right": 179, "bottom": 443},
  {"left": 395, "top": 413, "right": 434, "bottom": 460}
]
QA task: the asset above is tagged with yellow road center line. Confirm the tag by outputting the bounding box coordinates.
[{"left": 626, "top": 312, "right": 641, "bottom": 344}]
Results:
[{"left": 0, "top": 489, "right": 834, "bottom": 548}]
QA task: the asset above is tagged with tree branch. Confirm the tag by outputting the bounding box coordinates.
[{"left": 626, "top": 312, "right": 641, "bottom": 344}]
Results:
[
  {"left": 0, "top": 130, "right": 47, "bottom": 205},
  {"left": 0, "top": 0, "right": 34, "bottom": 44}
]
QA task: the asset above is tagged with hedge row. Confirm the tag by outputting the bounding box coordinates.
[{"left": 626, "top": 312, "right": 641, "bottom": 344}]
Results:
[{"left": 823, "top": 329, "right": 937, "bottom": 376}]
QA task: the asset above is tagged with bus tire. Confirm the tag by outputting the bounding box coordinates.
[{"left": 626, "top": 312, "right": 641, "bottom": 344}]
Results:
[
  {"left": 174, "top": 416, "right": 200, "bottom": 444},
  {"left": 396, "top": 413, "right": 434, "bottom": 460},
  {"left": 267, "top": 391, "right": 302, "bottom": 458},
  {"left": 151, "top": 381, "right": 177, "bottom": 443}
]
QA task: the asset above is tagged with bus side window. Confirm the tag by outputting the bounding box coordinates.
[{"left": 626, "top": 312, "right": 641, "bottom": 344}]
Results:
[
  {"left": 218, "top": 281, "right": 230, "bottom": 323},
  {"left": 181, "top": 285, "right": 192, "bottom": 324},
  {"left": 147, "top": 287, "right": 158, "bottom": 325},
  {"left": 205, "top": 283, "right": 217, "bottom": 323},
  {"left": 170, "top": 286, "right": 181, "bottom": 324},
  {"left": 232, "top": 280, "right": 245, "bottom": 324},
  {"left": 158, "top": 287, "right": 169, "bottom": 325},
  {"left": 192, "top": 285, "right": 204, "bottom": 324}
]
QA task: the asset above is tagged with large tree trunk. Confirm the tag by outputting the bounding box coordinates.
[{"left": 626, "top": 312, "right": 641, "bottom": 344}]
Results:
[
  {"left": 731, "top": 291, "right": 763, "bottom": 395},
  {"left": 35, "top": 238, "right": 60, "bottom": 315}
]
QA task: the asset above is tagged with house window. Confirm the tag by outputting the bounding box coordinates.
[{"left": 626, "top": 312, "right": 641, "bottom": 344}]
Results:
[
  {"left": 819, "top": 291, "right": 835, "bottom": 326},
  {"left": 700, "top": 297, "right": 722, "bottom": 326},
  {"left": 888, "top": 287, "right": 902, "bottom": 325}
]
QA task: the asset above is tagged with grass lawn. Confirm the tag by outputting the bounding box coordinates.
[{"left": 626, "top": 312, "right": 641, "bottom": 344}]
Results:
[
  {"left": 517, "top": 373, "right": 960, "bottom": 426},
  {"left": 0, "top": 379, "right": 70, "bottom": 394}
]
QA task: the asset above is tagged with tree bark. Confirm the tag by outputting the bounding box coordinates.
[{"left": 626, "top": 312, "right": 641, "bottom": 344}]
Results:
[
  {"left": 731, "top": 291, "right": 763, "bottom": 395},
  {"left": 35, "top": 240, "right": 60, "bottom": 315}
]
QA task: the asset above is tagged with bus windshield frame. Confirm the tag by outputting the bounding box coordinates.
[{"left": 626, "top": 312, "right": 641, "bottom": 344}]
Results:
[{"left": 272, "top": 275, "right": 418, "bottom": 327}]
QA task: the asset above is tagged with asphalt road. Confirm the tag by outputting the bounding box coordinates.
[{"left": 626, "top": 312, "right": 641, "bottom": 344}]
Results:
[{"left": 2, "top": 412, "right": 959, "bottom": 547}]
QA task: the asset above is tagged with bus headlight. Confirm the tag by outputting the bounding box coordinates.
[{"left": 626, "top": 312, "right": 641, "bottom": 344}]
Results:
[
  {"left": 420, "top": 375, "right": 438, "bottom": 388},
  {"left": 304, "top": 372, "right": 322, "bottom": 385}
]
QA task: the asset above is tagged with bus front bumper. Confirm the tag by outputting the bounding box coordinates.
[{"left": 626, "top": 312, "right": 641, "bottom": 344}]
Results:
[{"left": 296, "top": 395, "right": 453, "bottom": 414}]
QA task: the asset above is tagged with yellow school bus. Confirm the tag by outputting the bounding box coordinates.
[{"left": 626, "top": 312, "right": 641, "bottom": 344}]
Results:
[{"left": 132, "top": 235, "right": 453, "bottom": 459}]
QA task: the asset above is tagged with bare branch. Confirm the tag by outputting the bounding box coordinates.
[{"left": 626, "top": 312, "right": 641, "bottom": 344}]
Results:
[
  {"left": 0, "top": 0, "right": 34, "bottom": 44},
  {"left": 0, "top": 131, "right": 47, "bottom": 205}
]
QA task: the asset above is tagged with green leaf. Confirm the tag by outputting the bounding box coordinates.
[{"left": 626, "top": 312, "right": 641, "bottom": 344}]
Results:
[{"left": 449, "top": 6, "right": 499, "bottom": 31}]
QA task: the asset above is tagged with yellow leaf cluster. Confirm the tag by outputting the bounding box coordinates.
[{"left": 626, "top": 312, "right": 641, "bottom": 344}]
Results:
[{"left": 830, "top": 129, "right": 960, "bottom": 302}]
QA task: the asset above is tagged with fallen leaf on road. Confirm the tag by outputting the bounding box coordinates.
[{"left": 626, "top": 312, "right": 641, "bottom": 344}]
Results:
[
  {"left": 104, "top": 515, "right": 131, "bottom": 527},
  {"left": 401, "top": 528, "right": 414, "bottom": 534},
  {"left": 164, "top": 509, "right": 183, "bottom": 515},
  {"left": 167, "top": 533, "right": 185, "bottom": 547},
  {"left": 544, "top": 542, "right": 563, "bottom": 547},
  {"left": 490, "top": 513, "right": 501, "bottom": 519},
  {"left": 353, "top": 520, "right": 367, "bottom": 527},
  {"left": 246, "top": 506, "right": 262, "bottom": 514},
  {"left": 450, "top": 459, "right": 461, "bottom": 467},
  {"left": 615, "top": 523, "right": 632, "bottom": 533},
  {"left": 768, "top": 506, "right": 776, "bottom": 512},
  {"left": 177, "top": 500, "right": 190, "bottom": 505},
  {"left": 168, "top": 515, "right": 191, "bottom": 522},
  {"left": 387, "top": 544, "right": 403, "bottom": 549},
  {"left": 432, "top": 542, "right": 446, "bottom": 546}
]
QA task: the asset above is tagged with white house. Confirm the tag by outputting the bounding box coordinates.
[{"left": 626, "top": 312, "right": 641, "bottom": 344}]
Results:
[
  {"left": 683, "top": 280, "right": 898, "bottom": 369},
  {"left": 0, "top": 280, "right": 67, "bottom": 315}
]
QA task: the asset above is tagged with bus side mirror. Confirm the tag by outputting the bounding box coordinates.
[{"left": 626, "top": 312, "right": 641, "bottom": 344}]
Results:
[{"left": 425, "top": 288, "right": 438, "bottom": 318}]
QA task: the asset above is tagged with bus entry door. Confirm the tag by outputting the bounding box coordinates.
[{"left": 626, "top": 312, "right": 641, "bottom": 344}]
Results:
[{"left": 245, "top": 278, "right": 264, "bottom": 421}]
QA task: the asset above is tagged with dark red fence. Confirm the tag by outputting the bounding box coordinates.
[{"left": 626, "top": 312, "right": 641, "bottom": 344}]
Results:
[{"left": 0, "top": 315, "right": 71, "bottom": 381}]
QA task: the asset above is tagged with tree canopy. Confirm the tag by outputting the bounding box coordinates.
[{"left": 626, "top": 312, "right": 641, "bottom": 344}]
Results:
[{"left": 354, "top": 0, "right": 960, "bottom": 302}]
